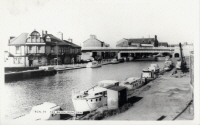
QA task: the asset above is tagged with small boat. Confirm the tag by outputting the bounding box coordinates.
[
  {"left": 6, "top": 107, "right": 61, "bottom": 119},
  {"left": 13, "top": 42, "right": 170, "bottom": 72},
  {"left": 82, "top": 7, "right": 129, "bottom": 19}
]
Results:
[
  {"left": 164, "top": 60, "right": 174, "bottom": 71},
  {"left": 55, "top": 66, "right": 66, "bottom": 71},
  {"left": 72, "top": 80, "right": 119, "bottom": 113},
  {"left": 39, "top": 66, "right": 55, "bottom": 70},
  {"left": 118, "top": 58, "right": 125, "bottom": 63},
  {"left": 176, "top": 59, "right": 182, "bottom": 70},
  {"left": 148, "top": 64, "right": 160, "bottom": 73},
  {"left": 86, "top": 61, "right": 101, "bottom": 68},
  {"left": 15, "top": 102, "right": 68, "bottom": 120},
  {"left": 127, "top": 57, "right": 134, "bottom": 61},
  {"left": 110, "top": 59, "right": 119, "bottom": 64},
  {"left": 119, "top": 77, "right": 142, "bottom": 90}
]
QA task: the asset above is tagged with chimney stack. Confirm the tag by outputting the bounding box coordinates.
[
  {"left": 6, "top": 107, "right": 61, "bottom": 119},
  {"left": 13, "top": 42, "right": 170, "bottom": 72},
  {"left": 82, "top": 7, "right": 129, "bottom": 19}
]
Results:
[
  {"left": 90, "top": 35, "right": 96, "bottom": 39},
  {"left": 42, "top": 30, "right": 47, "bottom": 36},
  {"left": 57, "top": 32, "right": 63, "bottom": 40},
  {"left": 68, "top": 38, "right": 73, "bottom": 43},
  {"left": 155, "top": 35, "right": 157, "bottom": 40},
  {"left": 9, "top": 36, "right": 15, "bottom": 43},
  {"left": 154, "top": 35, "right": 158, "bottom": 47},
  {"left": 42, "top": 30, "right": 44, "bottom": 37}
]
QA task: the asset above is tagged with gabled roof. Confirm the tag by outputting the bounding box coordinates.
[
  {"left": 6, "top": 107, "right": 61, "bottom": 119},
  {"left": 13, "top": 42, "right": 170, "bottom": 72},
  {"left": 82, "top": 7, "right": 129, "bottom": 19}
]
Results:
[
  {"left": 9, "top": 33, "right": 29, "bottom": 45},
  {"left": 9, "top": 31, "right": 81, "bottom": 48},
  {"left": 30, "top": 31, "right": 40, "bottom": 36},
  {"left": 44, "top": 34, "right": 68, "bottom": 45},
  {"left": 83, "top": 37, "right": 104, "bottom": 43},
  {"left": 63, "top": 40, "right": 81, "bottom": 48}
]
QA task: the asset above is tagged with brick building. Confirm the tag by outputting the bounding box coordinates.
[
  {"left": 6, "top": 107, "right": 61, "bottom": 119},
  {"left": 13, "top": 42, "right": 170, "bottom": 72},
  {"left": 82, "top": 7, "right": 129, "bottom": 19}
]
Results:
[
  {"left": 5, "top": 30, "right": 81, "bottom": 67},
  {"left": 116, "top": 35, "right": 159, "bottom": 47}
]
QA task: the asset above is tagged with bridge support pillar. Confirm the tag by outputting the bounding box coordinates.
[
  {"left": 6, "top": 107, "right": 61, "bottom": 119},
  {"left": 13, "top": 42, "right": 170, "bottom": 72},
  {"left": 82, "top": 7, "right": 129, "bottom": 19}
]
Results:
[{"left": 117, "top": 52, "right": 121, "bottom": 60}]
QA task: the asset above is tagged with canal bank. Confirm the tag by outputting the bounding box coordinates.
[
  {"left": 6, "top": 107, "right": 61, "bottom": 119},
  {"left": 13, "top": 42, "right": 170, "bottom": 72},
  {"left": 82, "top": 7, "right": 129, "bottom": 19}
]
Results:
[
  {"left": 4, "top": 60, "right": 113, "bottom": 82},
  {"left": 4, "top": 61, "right": 166, "bottom": 120},
  {"left": 104, "top": 70, "right": 193, "bottom": 120}
]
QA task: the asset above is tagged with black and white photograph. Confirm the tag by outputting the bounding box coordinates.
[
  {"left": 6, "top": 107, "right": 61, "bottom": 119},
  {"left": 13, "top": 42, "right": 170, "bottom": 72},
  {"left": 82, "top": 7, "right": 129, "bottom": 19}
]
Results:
[{"left": 0, "top": 0, "right": 199, "bottom": 125}]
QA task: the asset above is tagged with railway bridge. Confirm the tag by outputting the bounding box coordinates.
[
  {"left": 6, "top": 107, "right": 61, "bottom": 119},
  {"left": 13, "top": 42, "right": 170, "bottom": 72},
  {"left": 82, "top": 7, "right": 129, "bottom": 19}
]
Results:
[{"left": 81, "top": 47, "right": 175, "bottom": 60}]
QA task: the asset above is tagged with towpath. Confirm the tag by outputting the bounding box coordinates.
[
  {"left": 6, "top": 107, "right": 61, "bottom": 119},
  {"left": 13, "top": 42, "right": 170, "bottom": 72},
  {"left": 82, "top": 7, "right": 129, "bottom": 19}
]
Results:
[{"left": 104, "top": 70, "right": 193, "bottom": 120}]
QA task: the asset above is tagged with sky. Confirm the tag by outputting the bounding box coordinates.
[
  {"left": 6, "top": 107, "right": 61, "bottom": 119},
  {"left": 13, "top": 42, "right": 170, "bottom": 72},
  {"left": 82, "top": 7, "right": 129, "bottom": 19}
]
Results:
[{"left": 0, "top": 0, "right": 199, "bottom": 50}]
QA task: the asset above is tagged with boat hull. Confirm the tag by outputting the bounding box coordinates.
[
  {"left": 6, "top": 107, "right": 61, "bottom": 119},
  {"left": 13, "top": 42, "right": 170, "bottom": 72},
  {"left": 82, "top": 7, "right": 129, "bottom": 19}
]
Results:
[
  {"left": 72, "top": 97, "right": 106, "bottom": 112},
  {"left": 86, "top": 65, "right": 101, "bottom": 68},
  {"left": 110, "top": 61, "right": 119, "bottom": 64}
]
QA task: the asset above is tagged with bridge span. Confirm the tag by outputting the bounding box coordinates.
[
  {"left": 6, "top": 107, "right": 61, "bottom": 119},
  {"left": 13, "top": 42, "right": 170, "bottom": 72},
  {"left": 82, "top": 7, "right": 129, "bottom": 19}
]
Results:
[
  {"left": 81, "top": 47, "right": 175, "bottom": 60},
  {"left": 82, "top": 47, "right": 174, "bottom": 53}
]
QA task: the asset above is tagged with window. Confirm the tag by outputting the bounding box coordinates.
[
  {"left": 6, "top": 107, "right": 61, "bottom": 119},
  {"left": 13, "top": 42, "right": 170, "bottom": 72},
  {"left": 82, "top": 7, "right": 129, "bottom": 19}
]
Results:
[
  {"left": 38, "top": 57, "right": 42, "bottom": 63},
  {"left": 16, "top": 46, "right": 20, "bottom": 54},
  {"left": 46, "top": 36, "right": 51, "bottom": 42},
  {"left": 14, "top": 57, "right": 18, "bottom": 64},
  {"left": 38, "top": 46, "right": 41, "bottom": 53},
  {"left": 29, "top": 46, "right": 32, "bottom": 53},
  {"left": 18, "top": 57, "right": 22, "bottom": 63},
  {"left": 29, "top": 46, "right": 32, "bottom": 50},
  {"left": 51, "top": 46, "right": 54, "bottom": 53},
  {"left": 14, "top": 57, "right": 22, "bottom": 64}
]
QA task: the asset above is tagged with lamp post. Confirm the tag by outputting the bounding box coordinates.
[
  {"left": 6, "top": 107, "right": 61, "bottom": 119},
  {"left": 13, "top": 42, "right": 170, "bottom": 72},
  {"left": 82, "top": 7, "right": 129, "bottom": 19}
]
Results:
[{"left": 56, "top": 42, "right": 58, "bottom": 66}]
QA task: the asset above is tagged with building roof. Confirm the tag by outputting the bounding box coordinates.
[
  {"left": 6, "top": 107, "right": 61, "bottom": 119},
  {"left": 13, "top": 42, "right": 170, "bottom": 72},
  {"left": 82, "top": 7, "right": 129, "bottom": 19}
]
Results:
[
  {"left": 30, "top": 31, "right": 40, "bottom": 36},
  {"left": 44, "top": 34, "right": 67, "bottom": 45},
  {"left": 107, "top": 86, "right": 126, "bottom": 91},
  {"left": 9, "top": 30, "right": 81, "bottom": 48},
  {"left": 83, "top": 37, "right": 104, "bottom": 43},
  {"left": 9, "top": 33, "right": 29, "bottom": 45},
  {"left": 126, "top": 38, "right": 154, "bottom": 44},
  {"left": 42, "top": 34, "right": 81, "bottom": 48},
  {"left": 63, "top": 40, "right": 81, "bottom": 48}
]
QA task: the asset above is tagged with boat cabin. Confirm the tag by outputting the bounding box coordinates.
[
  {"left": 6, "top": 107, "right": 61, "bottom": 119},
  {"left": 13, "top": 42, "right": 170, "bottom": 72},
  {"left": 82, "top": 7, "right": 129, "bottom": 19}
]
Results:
[
  {"left": 148, "top": 64, "right": 160, "bottom": 72},
  {"left": 120, "top": 77, "right": 141, "bottom": 90},
  {"left": 98, "top": 80, "right": 119, "bottom": 88},
  {"left": 142, "top": 69, "right": 154, "bottom": 78},
  {"left": 24, "top": 102, "right": 61, "bottom": 120},
  {"left": 106, "top": 86, "right": 127, "bottom": 110}
]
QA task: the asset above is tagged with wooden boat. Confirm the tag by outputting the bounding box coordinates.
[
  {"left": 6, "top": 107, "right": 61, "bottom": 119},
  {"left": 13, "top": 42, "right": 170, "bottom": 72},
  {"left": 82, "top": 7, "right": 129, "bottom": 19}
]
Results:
[
  {"left": 72, "top": 80, "right": 119, "bottom": 113},
  {"left": 86, "top": 61, "right": 102, "bottom": 68}
]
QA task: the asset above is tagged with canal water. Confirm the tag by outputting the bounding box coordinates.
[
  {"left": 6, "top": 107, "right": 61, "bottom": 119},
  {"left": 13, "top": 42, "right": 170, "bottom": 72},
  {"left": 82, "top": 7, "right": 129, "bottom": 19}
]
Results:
[{"left": 4, "top": 61, "right": 165, "bottom": 119}]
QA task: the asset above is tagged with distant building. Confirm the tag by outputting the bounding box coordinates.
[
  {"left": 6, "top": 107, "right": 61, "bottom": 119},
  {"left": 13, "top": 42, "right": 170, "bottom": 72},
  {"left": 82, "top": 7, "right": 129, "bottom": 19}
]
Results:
[
  {"left": 83, "top": 35, "right": 110, "bottom": 47},
  {"left": 158, "top": 42, "right": 168, "bottom": 47},
  {"left": 82, "top": 35, "right": 113, "bottom": 60},
  {"left": 5, "top": 30, "right": 81, "bottom": 67},
  {"left": 116, "top": 35, "right": 159, "bottom": 47},
  {"left": 172, "top": 43, "right": 193, "bottom": 58}
]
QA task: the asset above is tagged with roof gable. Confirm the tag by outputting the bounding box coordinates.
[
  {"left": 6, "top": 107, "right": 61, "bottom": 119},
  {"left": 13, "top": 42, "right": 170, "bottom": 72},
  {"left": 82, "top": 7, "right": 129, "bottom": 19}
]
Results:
[{"left": 9, "top": 33, "right": 29, "bottom": 45}]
